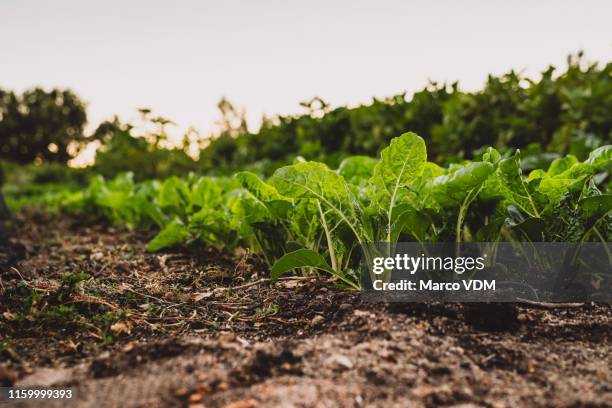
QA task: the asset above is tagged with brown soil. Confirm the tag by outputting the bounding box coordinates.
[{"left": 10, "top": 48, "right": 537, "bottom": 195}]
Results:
[{"left": 1, "top": 211, "right": 610, "bottom": 408}]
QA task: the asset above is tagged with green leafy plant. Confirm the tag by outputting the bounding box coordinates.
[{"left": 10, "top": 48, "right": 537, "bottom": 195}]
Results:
[{"left": 26, "top": 131, "right": 611, "bottom": 290}]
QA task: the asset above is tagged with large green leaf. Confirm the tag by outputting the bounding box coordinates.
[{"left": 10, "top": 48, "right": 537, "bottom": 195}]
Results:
[
  {"left": 389, "top": 204, "right": 431, "bottom": 242},
  {"left": 368, "top": 132, "right": 426, "bottom": 209},
  {"left": 586, "top": 145, "right": 612, "bottom": 170},
  {"left": 133, "top": 191, "right": 167, "bottom": 227},
  {"left": 236, "top": 171, "right": 286, "bottom": 202},
  {"left": 190, "top": 177, "right": 222, "bottom": 209},
  {"left": 158, "top": 177, "right": 190, "bottom": 210},
  {"left": 415, "top": 162, "right": 444, "bottom": 188},
  {"left": 189, "top": 207, "right": 234, "bottom": 245},
  {"left": 269, "top": 162, "right": 368, "bottom": 243},
  {"left": 235, "top": 171, "right": 291, "bottom": 218},
  {"left": 270, "top": 248, "right": 359, "bottom": 289},
  {"left": 496, "top": 153, "right": 542, "bottom": 218},
  {"left": 579, "top": 194, "right": 612, "bottom": 224},
  {"left": 270, "top": 249, "right": 335, "bottom": 281},
  {"left": 482, "top": 147, "right": 502, "bottom": 164},
  {"left": 425, "top": 162, "right": 494, "bottom": 208},
  {"left": 367, "top": 132, "right": 427, "bottom": 241},
  {"left": 508, "top": 217, "right": 548, "bottom": 242},
  {"left": 547, "top": 155, "right": 578, "bottom": 176},
  {"left": 110, "top": 172, "right": 135, "bottom": 192},
  {"left": 147, "top": 218, "right": 190, "bottom": 252},
  {"left": 95, "top": 189, "right": 129, "bottom": 211},
  {"left": 231, "top": 191, "right": 272, "bottom": 226},
  {"left": 287, "top": 199, "right": 319, "bottom": 249},
  {"left": 337, "top": 156, "right": 378, "bottom": 185},
  {"left": 535, "top": 162, "right": 593, "bottom": 204}
]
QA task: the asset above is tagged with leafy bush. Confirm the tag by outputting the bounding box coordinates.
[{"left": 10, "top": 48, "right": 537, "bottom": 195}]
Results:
[
  {"left": 0, "top": 88, "right": 87, "bottom": 164},
  {"left": 92, "top": 128, "right": 200, "bottom": 181},
  {"left": 201, "top": 54, "right": 611, "bottom": 174}
]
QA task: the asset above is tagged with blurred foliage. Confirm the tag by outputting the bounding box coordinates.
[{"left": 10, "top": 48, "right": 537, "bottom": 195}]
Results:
[
  {"left": 1, "top": 53, "right": 610, "bottom": 187},
  {"left": 90, "top": 113, "right": 200, "bottom": 182},
  {"left": 0, "top": 87, "right": 87, "bottom": 164},
  {"left": 202, "top": 53, "right": 611, "bottom": 172},
  {"left": 0, "top": 160, "right": 91, "bottom": 211}
]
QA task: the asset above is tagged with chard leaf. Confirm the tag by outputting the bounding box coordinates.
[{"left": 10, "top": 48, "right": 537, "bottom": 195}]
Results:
[
  {"left": 190, "top": 177, "right": 222, "bottom": 209},
  {"left": 110, "top": 172, "right": 135, "bottom": 192},
  {"left": 189, "top": 207, "right": 234, "bottom": 245},
  {"left": 270, "top": 248, "right": 357, "bottom": 288},
  {"left": 538, "top": 162, "right": 593, "bottom": 203},
  {"left": 424, "top": 161, "right": 494, "bottom": 242},
  {"left": 479, "top": 172, "right": 504, "bottom": 201},
  {"left": 133, "top": 192, "right": 167, "bottom": 227},
  {"left": 235, "top": 171, "right": 291, "bottom": 218},
  {"left": 497, "top": 152, "right": 542, "bottom": 218},
  {"left": 586, "top": 145, "right": 612, "bottom": 170},
  {"left": 579, "top": 194, "right": 612, "bottom": 224},
  {"left": 508, "top": 217, "right": 548, "bottom": 242},
  {"left": 287, "top": 199, "right": 319, "bottom": 249},
  {"left": 527, "top": 169, "right": 547, "bottom": 181},
  {"left": 270, "top": 249, "right": 335, "bottom": 280},
  {"left": 158, "top": 177, "right": 190, "bottom": 210},
  {"left": 269, "top": 162, "right": 368, "bottom": 243},
  {"left": 425, "top": 162, "right": 494, "bottom": 208},
  {"left": 235, "top": 171, "right": 286, "bottom": 202},
  {"left": 337, "top": 156, "right": 378, "bottom": 185},
  {"left": 419, "top": 162, "right": 444, "bottom": 182},
  {"left": 547, "top": 155, "right": 578, "bottom": 176},
  {"left": 232, "top": 191, "right": 273, "bottom": 226},
  {"left": 390, "top": 204, "right": 430, "bottom": 242},
  {"left": 482, "top": 147, "right": 502, "bottom": 163},
  {"left": 95, "top": 189, "right": 129, "bottom": 211},
  {"left": 147, "top": 218, "right": 190, "bottom": 252},
  {"left": 368, "top": 132, "right": 426, "bottom": 209},
  {"left": 367, "top": 132, "right": 427, "bottom": 241}
]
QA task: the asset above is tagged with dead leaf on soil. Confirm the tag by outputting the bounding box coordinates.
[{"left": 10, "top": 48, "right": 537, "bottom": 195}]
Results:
[
  {"left": 110, "top": 321, "right": 132, "bottom": 336},
  {"left": 279, "top": 279, "right": 301, "bottom": 289},
  {"left": 310, "top": 315, "right": 325, "bottom": 326},
  {"left": 192, "top": 291, "right": 213, "bottom": 302},
  {"left": 121, "top": 342, "right": 135, "bottom": 353},
  {"left": 326, "top": 354, "right": 354, "bottom": 370}
]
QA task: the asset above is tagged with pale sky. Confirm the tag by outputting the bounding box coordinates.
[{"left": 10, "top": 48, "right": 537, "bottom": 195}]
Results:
[{"left": 1, "top": 0, "right": 611, "bottom": 140}]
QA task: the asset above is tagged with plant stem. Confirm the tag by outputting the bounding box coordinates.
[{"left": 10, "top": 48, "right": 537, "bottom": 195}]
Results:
[{"left": 317, "top": 200, "right": 338, "bottom": 272}]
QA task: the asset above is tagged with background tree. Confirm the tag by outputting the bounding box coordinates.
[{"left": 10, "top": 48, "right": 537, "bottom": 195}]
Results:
[
  {"left": 91, "top": 114, "right": 200, "bottom": 181},
  {"left": 199, "top": 98, "right": 249, "bottom": 168},
  {"left": 0, "top": 87, "right": 87, "bottom": 164}
]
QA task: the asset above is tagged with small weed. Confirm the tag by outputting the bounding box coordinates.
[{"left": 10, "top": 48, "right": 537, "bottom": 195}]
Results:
[
  {"left": 49, "top": 272, "right": 88, "bottom": 304},
  {"left": 254, "top": 302, "right": 279, "bottom": 320}
]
